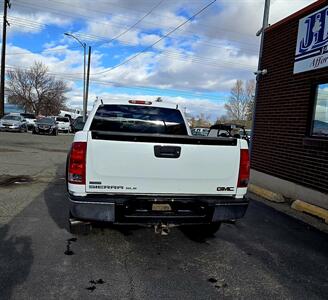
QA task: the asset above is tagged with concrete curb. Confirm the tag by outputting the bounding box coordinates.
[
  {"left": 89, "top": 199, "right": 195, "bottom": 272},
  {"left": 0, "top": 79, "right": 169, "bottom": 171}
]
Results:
[
  {"left": 292, "top": 200, "right": 328, "bottom": 224},
  {"left": 248, "top": 184, "right": 328, "bottom": 224},
  {"left": 248, "top": 184, "right": 285, "bottom": 203},
  {"left": 248, "top": 192, "right": 328, "bottom": 234}
]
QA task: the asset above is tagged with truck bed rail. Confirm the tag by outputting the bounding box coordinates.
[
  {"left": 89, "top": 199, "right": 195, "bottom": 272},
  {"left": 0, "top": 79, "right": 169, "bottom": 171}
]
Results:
[{"left": 91, "top": 131, "right": 238, "bottom": 146}]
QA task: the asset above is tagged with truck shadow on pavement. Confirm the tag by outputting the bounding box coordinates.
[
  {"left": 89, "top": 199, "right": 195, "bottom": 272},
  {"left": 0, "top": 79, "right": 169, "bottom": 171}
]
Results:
[
  {"left": 43, "top": 163, "right": 70, "bottom": 231},
  {"left": 41, "top": 164, "right": 328, "bottom": 298},
  {"left": 0, "top": 224, "right": 33, "bottom": 300}
]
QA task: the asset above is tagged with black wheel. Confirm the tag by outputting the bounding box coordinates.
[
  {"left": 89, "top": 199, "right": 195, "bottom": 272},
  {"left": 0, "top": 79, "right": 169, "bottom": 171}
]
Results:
[
  {"left": 185, "top": 222, "right": 221, "bottom": 238},
  {"left": 198, "top": 223, "right": 221, "bottom": 236}
]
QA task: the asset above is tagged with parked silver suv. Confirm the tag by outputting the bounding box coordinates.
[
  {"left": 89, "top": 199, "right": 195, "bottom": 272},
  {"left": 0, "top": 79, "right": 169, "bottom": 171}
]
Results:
[{"left": 0, "top": 114, "right": 28, "bottom": 132}]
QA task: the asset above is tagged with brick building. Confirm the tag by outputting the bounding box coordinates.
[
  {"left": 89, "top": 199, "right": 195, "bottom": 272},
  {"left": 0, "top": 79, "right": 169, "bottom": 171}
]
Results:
[{"left": 251, "top": 0, "right": 328, "bottom": 209}]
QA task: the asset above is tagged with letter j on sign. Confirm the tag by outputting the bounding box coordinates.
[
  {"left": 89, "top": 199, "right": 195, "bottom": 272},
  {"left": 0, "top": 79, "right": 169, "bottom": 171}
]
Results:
[{"left": 294, "top": 5, "right": 328, "bottom": 74}]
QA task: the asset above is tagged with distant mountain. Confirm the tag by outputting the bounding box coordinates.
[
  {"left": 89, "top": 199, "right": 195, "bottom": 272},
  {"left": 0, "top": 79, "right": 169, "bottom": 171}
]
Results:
[{"left": 313, "top": 120, "right": 328, "bottom": 136}]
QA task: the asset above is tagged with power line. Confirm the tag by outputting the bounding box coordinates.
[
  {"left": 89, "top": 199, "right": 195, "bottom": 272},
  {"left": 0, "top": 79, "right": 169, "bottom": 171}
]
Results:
[
  {"left": 4, "top": 16, "right": 258, "bottom": 57},
  {"left": 5, "top": 20, "right": 257, "bottom": 72},
  {"left": 73, "top": 30, "right": 258, "bottom": 54},
  {"left": 5, "top": 64, "right": 230, "bottom": 102},
  {"left": 77, "top": 31, "right": 257, "bottom": 66},
  {"left": 4, "top": 30, "right": 256, "bottom": 73},
  {"left": 4, "top": 1, "right": 256, "bottom": 83},
  {"left": 105, "top": 0, "right": 165, "bottom": 43},
  {"left": 13, "top": 0, "right": 259, "bottom": 48},
  {"left": 16, "top": 0, "right": 257, "bottom": 39},
  {"left": 92, "top": 0, "right": 218, "bottom": 76},
  {"left": 5, "top": 27, "right": 256, "bottom": 73}
]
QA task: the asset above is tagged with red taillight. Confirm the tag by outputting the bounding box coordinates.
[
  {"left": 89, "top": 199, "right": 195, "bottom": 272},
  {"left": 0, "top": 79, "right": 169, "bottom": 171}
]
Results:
[
  {"left": 68, "top": 142, "right": 87, "bottom": 184},
  {"left": 238, "top": 149, "right": 250, "bottom": 188},
  {"left": 129, "top": 100, "right": 152, "bottom": 105}
]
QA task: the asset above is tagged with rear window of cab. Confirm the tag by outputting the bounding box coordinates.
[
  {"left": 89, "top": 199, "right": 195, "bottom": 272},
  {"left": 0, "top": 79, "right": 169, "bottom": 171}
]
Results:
[{"left": 90, "top": 104, "right": 188, "bottom": 135}]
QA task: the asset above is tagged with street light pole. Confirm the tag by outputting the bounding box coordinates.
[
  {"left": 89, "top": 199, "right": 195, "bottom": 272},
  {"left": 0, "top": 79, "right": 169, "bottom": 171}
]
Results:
[
  {"left": 83, "top": 44, "right": 86, "bottom": 122},
  {"left": 85, "top": 46, "right": 92, "bottom": 113},
  {"left": 64, "top": 33, "right": 87, "bottom": 122},
  {"left": 250, "top": 0, "right": 270, "bottom": 154}
]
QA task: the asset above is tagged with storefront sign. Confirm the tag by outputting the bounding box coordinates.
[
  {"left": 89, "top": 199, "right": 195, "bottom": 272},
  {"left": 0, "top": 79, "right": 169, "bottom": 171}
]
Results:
[{"left": 294, "top": 5, "right": 328, "bottom": 74}]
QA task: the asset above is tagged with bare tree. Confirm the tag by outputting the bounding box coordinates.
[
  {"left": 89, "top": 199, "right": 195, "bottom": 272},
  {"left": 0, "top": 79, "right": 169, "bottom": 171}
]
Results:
[
  {"left": 215, "top": 114, "right": 228, "bottom": 124},
  {"left": 245, "top": 79, "right": 255, "bottom": 121},
  {"left": 6, "top": 62, "right": 69, "bottom": 116},
  {"left": 224, "top": 80, "right": 255, "bottom": 122},
  {"left": 188, "top": 113, "right": 211, "bottom": 128}
]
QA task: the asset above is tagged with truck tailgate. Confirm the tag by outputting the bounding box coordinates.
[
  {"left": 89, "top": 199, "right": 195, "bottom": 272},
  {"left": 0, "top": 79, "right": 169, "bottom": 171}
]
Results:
[{"left": 85, "top": 132, "right": 240, "bottom": 196}]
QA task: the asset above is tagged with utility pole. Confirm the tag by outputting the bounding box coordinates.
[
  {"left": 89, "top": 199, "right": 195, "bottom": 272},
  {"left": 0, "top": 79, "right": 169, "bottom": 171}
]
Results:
[
  {"left": 0, "top": 0, "right": 10, "bottom": 117},
  {"left": 83, "top": 43, "right": 86, "bottom": 122},
  {"left": 85, "top": 46, "right": 92, "bottom": 117},
  {"left": 250, "top": 0, "right": 270, "bottom": 154}
]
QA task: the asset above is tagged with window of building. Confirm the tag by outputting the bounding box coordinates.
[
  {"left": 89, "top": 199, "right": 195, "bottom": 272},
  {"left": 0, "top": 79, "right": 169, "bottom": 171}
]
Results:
[{"left": 312, "top": 83, "right": 328, "bottom": 138}]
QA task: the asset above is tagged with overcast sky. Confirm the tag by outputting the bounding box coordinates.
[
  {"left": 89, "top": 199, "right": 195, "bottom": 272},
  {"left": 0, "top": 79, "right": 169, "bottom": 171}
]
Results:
[{"left": 3, "top": 0, "right": 315, "bottom": 119}]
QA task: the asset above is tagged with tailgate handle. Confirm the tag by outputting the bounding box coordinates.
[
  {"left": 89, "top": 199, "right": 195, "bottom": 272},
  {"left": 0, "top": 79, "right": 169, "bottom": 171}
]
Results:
[{"left": 154, "top": 146, "right": 181, "bottom": 158}]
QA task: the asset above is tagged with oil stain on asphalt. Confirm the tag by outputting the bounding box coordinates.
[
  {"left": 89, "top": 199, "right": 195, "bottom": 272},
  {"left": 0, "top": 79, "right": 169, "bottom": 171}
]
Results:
[
  {"left": 64, "top": 237, "right": 77, "bottom": 255},
  {"left": 86, "top": 279, "right": 106, "bottom": 292},
  {"left": 208, "top": 277, "right": 228, "bottom": 290},
  {"left": 64, "top": 237, "right": 108, "bottom": 294},
  {"left": 208, "top": 278, "right": 218, "bottom": 283},
  {"left": 85, "top": 286, "right": 96, "bottom": 292},
  {"left": 0, "top": 175, "right": 34, "bottom": 187}
]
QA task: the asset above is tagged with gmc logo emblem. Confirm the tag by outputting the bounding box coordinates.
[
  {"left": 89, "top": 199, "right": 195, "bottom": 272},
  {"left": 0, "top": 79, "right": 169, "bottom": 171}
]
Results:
[{"left": 217, "top": 187, "right": 234, "bottom": 192}]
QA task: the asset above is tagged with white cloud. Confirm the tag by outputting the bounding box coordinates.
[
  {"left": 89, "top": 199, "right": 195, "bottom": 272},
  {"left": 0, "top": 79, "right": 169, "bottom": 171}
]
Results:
[
  {"left": 66, "top": 91, "right": 226, "bottom": 121},
  {"left": 7, "top": 11, "right": 72, "bottom": 35},
  {"left": 87, "top": 41, "right": 257, "bottom": 93},
  {"left": 4, "top": 0, "right": 318, "bottom": 118}
]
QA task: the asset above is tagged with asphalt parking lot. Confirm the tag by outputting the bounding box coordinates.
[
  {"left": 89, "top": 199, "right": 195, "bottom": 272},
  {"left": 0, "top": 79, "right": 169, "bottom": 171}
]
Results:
[{"left": 0, "top": 132, "right": 328, "bottom": 299}]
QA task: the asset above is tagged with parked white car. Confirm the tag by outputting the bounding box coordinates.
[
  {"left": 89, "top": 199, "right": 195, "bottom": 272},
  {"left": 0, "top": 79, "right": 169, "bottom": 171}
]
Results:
[
  {"left": 191, "top": 127, "right": 209, "bottom": 136},
  {"left": 55, "top": 116, "right": 71, "bottom": 133},
  {"left": 20, "top": 113, "right": 36, "bottom": 131},
  {"left": 67, "top": 99, "right": 250, "bottom": 235}
]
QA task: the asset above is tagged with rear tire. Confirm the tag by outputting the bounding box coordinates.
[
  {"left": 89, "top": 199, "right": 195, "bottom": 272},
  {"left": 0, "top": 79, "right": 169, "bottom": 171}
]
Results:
[{"left": 190, "top": 222, "right": 221, "bottom": 237}]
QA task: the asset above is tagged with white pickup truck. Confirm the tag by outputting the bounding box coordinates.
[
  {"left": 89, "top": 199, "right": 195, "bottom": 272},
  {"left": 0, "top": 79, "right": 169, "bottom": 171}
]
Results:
[
  {"left": 59, "top": 108, "right": 82, "bottom": 120},
  {"left": 67, "top": 99, "right": 249, "bottom": 235}
]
